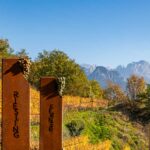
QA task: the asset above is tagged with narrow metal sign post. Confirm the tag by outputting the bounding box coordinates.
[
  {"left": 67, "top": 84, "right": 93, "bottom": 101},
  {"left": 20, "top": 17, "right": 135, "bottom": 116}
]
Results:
[
  {"left": 2, "top": 59, "right": 30, "bottom": 150},
  {"left": 40, "top": 77, "right": 62, "bottom": 150}
]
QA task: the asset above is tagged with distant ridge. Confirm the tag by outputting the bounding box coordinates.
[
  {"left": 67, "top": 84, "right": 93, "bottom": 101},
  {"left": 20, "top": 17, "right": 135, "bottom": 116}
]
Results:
[
  {"left": 116, "top": 60, "right": 150, "bottom": 83},
  {"left": 88, "top": 66, "right": 126, "bottom": 89},
  {"left": 81, "top": 60, "right": 150, "bottom": 89},
  {"left": 81, "top": 64, "right": 96, "bottom": 76}
]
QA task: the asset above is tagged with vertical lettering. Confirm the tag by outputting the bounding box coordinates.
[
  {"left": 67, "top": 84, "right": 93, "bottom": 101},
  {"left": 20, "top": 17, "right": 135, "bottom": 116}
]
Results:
[
  {"left": 48, "top": 104, "right": 54, "bottom": 132},
  {"left": 13, "top": 91, "right": 19, "bottom": 138}
]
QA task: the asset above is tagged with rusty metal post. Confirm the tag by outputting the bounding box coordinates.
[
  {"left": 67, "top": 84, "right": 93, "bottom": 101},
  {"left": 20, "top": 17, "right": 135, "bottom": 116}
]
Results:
[
  {"left": 40, "top": 77, "right": 62, "bottom": 150},
  {"left": 2, "top": 59, "right": 30, "bottom": 150}
]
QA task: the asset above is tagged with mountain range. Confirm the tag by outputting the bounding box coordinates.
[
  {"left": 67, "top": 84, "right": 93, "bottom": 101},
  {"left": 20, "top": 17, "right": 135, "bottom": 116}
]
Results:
[{"left": 81, "top": 60, "right": 150, "bottom": 89}]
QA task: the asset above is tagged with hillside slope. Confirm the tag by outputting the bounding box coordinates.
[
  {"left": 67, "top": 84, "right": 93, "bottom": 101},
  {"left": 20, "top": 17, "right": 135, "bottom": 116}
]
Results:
[
  {"left": 64, "top": 109, "right": 148, "bottom": 150},
  {"left": 29, "top": 87, "right": 149, "bottom": 149}
]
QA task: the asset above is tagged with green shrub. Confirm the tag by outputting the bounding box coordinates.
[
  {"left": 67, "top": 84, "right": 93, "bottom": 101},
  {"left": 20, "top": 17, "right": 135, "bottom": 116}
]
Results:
[{"left": 65, "top": 120, "right": 85, "bottom": 137}]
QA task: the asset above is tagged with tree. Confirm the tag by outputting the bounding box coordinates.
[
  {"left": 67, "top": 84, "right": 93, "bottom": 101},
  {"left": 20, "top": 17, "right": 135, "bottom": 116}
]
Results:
[
  {"left": 137, "top": 84, "right": 150, "bottom": 112},
  {"left": 145, "top": 84, "right": 150, "bottom": 111},
  {"left": 0, "top": 39, "right": 14, "bottom": 69},
  {"left": 0, "top": 39, "right": 14, "bottom": 57},
  {"left": 89, "top": 80, "right": 103, "bottom": 99},
  {"left": 127, "top": 75, "right": 146, "bottom": 100},
  {"left": 28, "top": 50, "right": 90, "bottom": 97},
  {"left": 16, "top": 49, "right": 29, "bottom": 58},
  {"left": 104, "top": 82, "right": 126, "bottom": 101}
]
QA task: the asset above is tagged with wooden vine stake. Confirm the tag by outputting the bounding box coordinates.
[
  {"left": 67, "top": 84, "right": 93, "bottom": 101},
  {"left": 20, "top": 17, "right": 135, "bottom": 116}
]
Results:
[
  {"left": 40, "top": 77, "right": 62, "bottom": 150},
  {"left": 2, "top": 58, "right": 30, "bottom": 150}
]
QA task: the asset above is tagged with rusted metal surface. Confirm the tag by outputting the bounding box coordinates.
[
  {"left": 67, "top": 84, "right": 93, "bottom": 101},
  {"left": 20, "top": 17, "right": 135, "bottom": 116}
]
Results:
[
  {"left": 2, "top": 59, "right": 30, "bottom": 150},
  {"left": 40, "top": 77, "right": 62, "bottom": 150}
]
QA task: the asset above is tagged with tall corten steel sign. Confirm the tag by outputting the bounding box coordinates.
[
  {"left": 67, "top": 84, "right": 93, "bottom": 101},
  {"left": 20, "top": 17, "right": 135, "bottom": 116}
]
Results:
[
  {"left": 40, "top": 77, "right": 62, "bottom": 150},
  {"left": 2, "top": 59, "right": 30, "bottom": 150}
]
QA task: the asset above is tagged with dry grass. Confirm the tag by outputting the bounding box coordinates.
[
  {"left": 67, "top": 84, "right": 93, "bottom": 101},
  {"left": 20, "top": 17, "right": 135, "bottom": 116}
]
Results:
[{"left": 63, "top": 136, "right": 111, "bottom": 150}]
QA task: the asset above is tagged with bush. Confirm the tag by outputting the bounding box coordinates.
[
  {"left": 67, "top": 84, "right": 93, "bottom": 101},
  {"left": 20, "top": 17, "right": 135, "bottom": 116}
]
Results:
[{"left": 65, "top": 120, "right": 85, "bottom": 137}]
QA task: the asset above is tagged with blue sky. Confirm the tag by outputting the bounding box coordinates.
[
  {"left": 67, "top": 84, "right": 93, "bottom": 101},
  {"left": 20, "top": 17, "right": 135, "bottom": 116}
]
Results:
[{"left": 0, "top": 0, "right": 150, "bottom": 68}]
